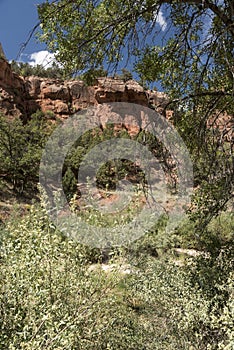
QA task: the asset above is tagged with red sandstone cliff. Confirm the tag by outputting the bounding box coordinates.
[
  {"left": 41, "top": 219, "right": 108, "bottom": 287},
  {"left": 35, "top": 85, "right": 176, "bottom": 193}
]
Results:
[
  {"left": 0, "top": 57, "right": 168, "bottom": 121},
  {"left": 0, "top": 57, "right": 232, "bottom": 142}
]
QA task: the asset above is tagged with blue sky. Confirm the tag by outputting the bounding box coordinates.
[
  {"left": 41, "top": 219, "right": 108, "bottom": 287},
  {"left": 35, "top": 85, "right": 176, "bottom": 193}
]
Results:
[
  {"left": 0, "top": 0, "right": 47, "bottom": 61},
  {"left": 0, "top": 0, "right": 168, "bottom": 69},
  {"left": 0, "top": 0, "right": 58, "bottom": 68}
]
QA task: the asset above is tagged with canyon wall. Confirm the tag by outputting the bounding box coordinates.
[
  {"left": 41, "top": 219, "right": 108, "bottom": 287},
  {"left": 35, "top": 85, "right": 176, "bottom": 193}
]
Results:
[
  {"left": 0, "top": 57, "right": 168, "bottom": 122},
  {"left": 0, "top": 57, "right": 232, "bottom": 142}
]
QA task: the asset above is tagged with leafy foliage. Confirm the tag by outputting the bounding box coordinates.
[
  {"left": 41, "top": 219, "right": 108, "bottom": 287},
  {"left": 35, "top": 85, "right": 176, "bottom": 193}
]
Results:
[
  {"left": 11, "top": 61, "right": 65, "bottom": 79},
  {"left": 0, "top": 111, "right": 55, "bottom": 192},
  {"left": 37, "top": 0, "right": 234, "bottom": 233},
  {"left": 0, "top": 204, "right": 233, "bottom": 349},
  {"left": 0, "top": 205, "right": 145, "bottom": 349},
  {"left": 75, "top": 66, "right": 108, "bottom": 85},
  {"left": 62, "top": 125, "right": 147, "bottom": 198},
  {"left": 125, "top": 249, "right": 234, "bottom": 350},
  {"left": 1, "top": 3, "right": 233, "bottom": 348}
]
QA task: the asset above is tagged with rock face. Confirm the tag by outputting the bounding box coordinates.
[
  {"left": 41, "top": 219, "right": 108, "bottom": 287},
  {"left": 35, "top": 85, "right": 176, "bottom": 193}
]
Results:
[
  {"left": 25, "top": 76, "right": 96, "bottom": 117},
  {"left": 0, "top": 58, "right": 170, "bottom": 121},
  {"left": 0, "top": 58, "right": 232, "bottom": 142},
  {"left": 0, "top": 58, "right": 39, "bottom": 120},
  {"left": 95, "top": 78, "right": 148, "bottom": 105}
]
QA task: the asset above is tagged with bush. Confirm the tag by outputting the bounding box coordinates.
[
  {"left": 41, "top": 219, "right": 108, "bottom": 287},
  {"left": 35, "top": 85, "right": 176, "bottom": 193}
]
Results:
[
  {"left": 11, "top": 61, "right": 65, "bottom": 79},
  {"left": 0, "top": 205, "right": 148, "bottom": 349},
  {"left": 0, "top": 202, "right": 233, "bottom": 349},
  {"left": 124, "top": 249, "right": 234, "bottom": 349},
  {"left": 0, "top": 111, "right": 55, "bottom": 193}
]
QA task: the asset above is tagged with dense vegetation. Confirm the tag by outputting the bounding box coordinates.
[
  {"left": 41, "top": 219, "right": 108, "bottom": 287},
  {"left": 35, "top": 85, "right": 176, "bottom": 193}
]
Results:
[
  {"left": 37, "top": 0, "right": 234, "bottom": 229},
  {"left": 10, "top": 61, "right": 65, "bottom": 79},
  {"left": 11, "top": 60, "right": 133, "bottom": 86},
  {"left": 0, "top": 111, "right": 56, "bottom": 194},
  {"left": 0, "top": 0, "right": 233, "bottom": 348},
  {"left": 0, "top": 202, "right": 233, "bottom": 349},
  {"left": 0, "top": 107, "right": 233, "bottom": 350}
]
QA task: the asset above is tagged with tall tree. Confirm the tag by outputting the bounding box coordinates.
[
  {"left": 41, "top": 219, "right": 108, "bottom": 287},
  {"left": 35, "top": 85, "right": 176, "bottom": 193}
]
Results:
[
  {"left": 37, "top": 0, "right": 233, "bottom": 237},
  {"left": 0, "top": 112, "right": 54, "bottom": 193}
]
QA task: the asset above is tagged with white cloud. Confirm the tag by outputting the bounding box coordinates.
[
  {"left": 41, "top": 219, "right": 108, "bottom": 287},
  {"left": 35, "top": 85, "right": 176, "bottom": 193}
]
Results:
[
  {"left": 139, "top": 2, "right": 167, "bottom": 31},
  {"left": 155, "top": 9, "right": 167, "bottom": 31},
  {"left": 27, "top": 50, "right": 58, "bottom": 68}
]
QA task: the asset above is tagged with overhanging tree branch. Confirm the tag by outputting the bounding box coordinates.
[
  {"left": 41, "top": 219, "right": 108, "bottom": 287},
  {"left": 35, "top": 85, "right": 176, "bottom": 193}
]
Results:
[
  {"left": 162, "top": 90, "right": 233, "bottom": 112},
  {"left": 156, "top": 0, "right": 234, "bottom": 37}
]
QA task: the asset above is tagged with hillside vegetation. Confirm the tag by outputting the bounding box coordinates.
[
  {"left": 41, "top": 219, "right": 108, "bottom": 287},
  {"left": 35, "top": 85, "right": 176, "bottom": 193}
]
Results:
[{"left": 0, "top": 0, "right": 233, "bottom": 348}]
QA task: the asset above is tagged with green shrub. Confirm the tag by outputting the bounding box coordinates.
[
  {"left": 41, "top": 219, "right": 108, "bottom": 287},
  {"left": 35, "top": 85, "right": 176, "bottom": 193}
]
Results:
[
  {"left": 0, "top": 201, "right": 233, "bottom": 349},
  {"left": 124, "top": 250, "right": 234, "bottom": 349},
  {"left": 0, "top": 111, "right": 55, "bottom": 193},
  {"left": 11, "top": 61, "right": 65, "bottom": 79},
  {"left": 0, "top": 205, "right": 147, "bottom": 349}
]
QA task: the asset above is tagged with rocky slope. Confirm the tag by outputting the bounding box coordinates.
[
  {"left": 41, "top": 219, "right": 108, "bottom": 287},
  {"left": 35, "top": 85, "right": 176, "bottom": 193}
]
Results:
[
  {"left": 0, "top": 57, "right": 169, "bottom": 122},
  {"left": 0, "top": 57, "right": 232, "bottom": 141}
]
